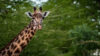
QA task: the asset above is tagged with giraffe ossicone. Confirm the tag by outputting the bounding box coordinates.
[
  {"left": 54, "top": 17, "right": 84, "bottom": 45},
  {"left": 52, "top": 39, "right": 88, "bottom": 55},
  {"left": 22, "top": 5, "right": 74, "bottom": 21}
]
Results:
[{"left": 0, "top": 7, "right": 49, "bottom": 56}]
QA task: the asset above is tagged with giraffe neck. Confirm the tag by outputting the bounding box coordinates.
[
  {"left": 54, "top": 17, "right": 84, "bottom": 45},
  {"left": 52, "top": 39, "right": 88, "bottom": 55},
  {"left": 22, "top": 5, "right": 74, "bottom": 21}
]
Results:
[{"left": 0, "top": 20, "right": 38, "bottom": 56}]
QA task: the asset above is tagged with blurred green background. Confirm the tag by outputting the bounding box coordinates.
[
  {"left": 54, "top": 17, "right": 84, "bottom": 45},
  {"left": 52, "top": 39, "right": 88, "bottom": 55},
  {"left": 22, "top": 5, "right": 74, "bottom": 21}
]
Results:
[{"left": 0, "top": 0, "right": 100, "bottom": 56}]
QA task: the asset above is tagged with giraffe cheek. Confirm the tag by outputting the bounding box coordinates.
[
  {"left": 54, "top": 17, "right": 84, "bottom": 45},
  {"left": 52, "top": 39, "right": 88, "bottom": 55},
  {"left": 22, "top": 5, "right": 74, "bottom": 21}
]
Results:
[{"left": 38, "top": 25, "right": 42, "bottom": 30}]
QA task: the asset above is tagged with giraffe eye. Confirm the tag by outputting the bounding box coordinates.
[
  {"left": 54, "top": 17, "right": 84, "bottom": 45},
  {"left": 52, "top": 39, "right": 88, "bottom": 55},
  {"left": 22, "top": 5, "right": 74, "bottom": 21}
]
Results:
[
  {"left": 32, "top": 18, "right": 34, "bottom": 19},
  {"left": 32, "top": 17, "right": 35, "bottom": 19}
]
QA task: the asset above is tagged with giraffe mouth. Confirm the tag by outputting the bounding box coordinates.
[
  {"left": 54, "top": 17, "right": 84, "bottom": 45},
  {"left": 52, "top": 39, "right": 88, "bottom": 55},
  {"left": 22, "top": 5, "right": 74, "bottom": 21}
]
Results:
[{"left": 38, "top": 25, "right": 42, "bottom": 30}]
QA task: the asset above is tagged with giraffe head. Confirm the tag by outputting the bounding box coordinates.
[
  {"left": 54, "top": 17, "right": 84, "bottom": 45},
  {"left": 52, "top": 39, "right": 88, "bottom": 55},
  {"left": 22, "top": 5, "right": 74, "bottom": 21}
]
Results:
[{"left": 26, "top": 7, "right": 50, "bottom": 30}]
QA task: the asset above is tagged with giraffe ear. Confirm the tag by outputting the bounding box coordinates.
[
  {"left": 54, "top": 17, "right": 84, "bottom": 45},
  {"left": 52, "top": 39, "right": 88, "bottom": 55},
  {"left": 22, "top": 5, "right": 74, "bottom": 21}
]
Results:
[
  {"left": 43, "top": 11, "right": 50, "bottom": 17},
  {"left": 25, "top": 12, "right": 33, "bottom": 18}
]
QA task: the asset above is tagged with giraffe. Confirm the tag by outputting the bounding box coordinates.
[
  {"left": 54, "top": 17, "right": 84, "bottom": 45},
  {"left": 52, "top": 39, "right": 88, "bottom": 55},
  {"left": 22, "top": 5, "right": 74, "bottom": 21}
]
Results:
[{"left": 0, "top": 7, "right": 50, "bottom": 56}]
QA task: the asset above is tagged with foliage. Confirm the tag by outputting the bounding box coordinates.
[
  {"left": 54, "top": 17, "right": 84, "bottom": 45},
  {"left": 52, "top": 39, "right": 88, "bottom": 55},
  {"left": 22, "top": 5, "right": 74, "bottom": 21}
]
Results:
[{"left": 68, "top": 24, "right": 99, "bottom": 56}]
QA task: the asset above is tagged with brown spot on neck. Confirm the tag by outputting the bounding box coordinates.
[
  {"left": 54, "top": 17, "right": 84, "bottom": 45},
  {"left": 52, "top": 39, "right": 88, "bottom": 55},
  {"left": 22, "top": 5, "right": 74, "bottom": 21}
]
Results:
[
  {"left": 26, "top": 38, "right": 29, "bottom": 43},
  {"left": 20, "top": 43, "right": 26, "bottom": 49},
  {"left": 20, "top": 32, "right": 23, "bottom": 36},
  {"left": 31, "top": 27, "right": 33, "bottom": 30},
  {"left": 15, "top": 48, "right": 20, "bottom": 54},
  {"left": 25, "top": 30, "right": 28, "bottom": 33},
  {"left": 7, "top": 50, "right": 12, "bottom": 56},
  {"left": 2, "top": 51, "right": 6, "bottom": 55},
  {"left": 31, "top": 31, "right": 34, "bottom": 35},
  {"left": 22, "top": 36, "right": 24, "bottom": 40},
  {"left": 11, "top": 43, "right": 17, "bottom": 50}
]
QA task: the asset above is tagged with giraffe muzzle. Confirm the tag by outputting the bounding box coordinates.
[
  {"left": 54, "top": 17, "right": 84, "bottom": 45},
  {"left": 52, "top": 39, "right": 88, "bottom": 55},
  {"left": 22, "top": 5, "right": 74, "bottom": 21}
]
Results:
[{"left": 38, "top": 25, "right": 42, "bottom": 30}]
